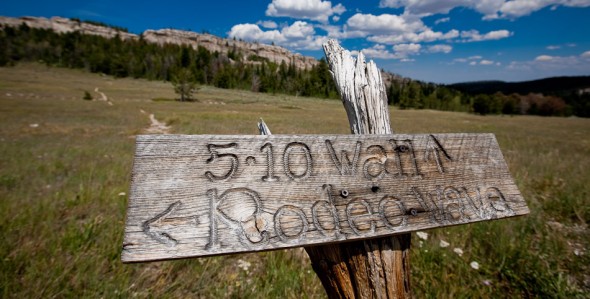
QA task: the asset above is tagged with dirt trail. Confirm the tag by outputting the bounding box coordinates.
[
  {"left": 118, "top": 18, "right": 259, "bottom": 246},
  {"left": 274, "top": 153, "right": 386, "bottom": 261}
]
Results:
[
  {"left": 141, "top": 109, "right": 170, "bottom": 134},
  {"left": 94, "top": 87, "right": 113, "bottom": 106}
]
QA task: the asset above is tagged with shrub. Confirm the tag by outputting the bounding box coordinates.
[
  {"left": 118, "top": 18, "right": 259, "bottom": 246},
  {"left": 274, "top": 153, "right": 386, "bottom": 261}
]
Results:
[{"left": 83, "top": 90, "right": 93, "bottom": 100}]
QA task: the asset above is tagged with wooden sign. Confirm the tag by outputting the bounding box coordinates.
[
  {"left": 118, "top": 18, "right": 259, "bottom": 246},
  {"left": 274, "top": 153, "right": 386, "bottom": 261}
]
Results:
[{"left": 121, "top": 133, "right": 528, "bottom": 263}]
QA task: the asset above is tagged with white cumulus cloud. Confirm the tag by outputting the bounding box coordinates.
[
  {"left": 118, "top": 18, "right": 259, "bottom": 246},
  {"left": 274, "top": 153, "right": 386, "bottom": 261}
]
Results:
[
  {"left": 394, "top": 43, "right": 422, "bottom": 56},
  {"left": 434, "top": 17, "right": 450, "bottom": 25},
  {"left": 266, "top": 0, "right": 346, "bottom": 23},
  {"left": 454, "top": 55, "right": 482, "bottom": 63},
  {"left": 228, "top": 24, "right": 285, "bottom": 43},
  {"left": 315, "top": 24, "right": 367, "bottom": 39},
  {"left": 460, "top": 29, "right": 512, "bottom": 42},
  {"left": 343, "top": 13, "right": 509, "bottom": 45},
  {"left": 281, "top": 21, "right": 315, "bottom": 39},
  {"left": 535, "top": 55, "right": 554, "bottom": 61},
  {"left": 379, "top": 0, "right": 473, "bottom": 16},
  {"left": 358, "top": 44, "right": 399, "bottom": 59},
  {"left": 359, "top": 42, "right": 456, "bottom": 61},
  {"left": 378, "top": 0, "right": 590, "bottom": 20},
  {"left": 427, "top": 44, "right": 453, "bottom": 53},
  {"left": 346, "top": 13, "right": 425, "bottom": 35},
  {"left": 368, "top": 29, "right": 459, "bottom": 45},
  {"left": 229, "top": 21, "right": 330, "bottom": 50},
  {"left": 257, "top": 20, "right": 278, "bottom": 29},
  {"left": 284, "top": 35, "right": 330, "bottom": 50},
  {"left": 494, "top": 0, "right": 590, "bottom": 19},
  {"left": 454, "top": 56, "right": 498, "bottom": 66},
  {"left": 359, "top": 43, "right": 424, "bottom": 60},
  {"left": 508, "top": 52, "right": 590, "bottom": 78}
]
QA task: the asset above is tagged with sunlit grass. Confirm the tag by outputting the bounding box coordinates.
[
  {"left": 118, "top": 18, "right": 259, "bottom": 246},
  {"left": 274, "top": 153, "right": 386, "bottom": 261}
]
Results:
[{"left": 1, "top": 63, "right": 588, "bottom": 297}]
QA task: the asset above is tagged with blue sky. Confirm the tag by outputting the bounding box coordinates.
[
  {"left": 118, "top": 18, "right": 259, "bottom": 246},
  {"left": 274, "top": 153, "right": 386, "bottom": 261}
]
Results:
[{"left": 2, "top": 0, "right": 590, "bottom": 84}]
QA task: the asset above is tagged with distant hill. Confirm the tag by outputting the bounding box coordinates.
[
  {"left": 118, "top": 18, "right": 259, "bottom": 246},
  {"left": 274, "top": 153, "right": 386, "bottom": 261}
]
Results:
[
  {"left": 449, "top": 76, "right": 590, "bottom": 96},
  {"left": 3, "top": 16, "right": 588, "bottom": 97},
  {"left": 6, "top": 15, "right": 586, "bottom": 116},
  {"left": 0, "top": 15, "right": 412, "bottom": 85},
  {"left": 0, "top": 16, "right": 317, "bottom": 70}
]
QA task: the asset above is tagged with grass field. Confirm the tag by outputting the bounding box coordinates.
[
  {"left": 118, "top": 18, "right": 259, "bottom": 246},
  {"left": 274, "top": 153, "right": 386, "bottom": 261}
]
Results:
[{"left": 1, "top": 63, "right": 589, "bottom": 298}]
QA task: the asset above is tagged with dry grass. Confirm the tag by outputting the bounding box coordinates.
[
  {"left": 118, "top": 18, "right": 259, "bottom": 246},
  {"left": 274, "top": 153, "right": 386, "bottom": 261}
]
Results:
[{"left": 0, "top": 63, "right": 588, "bottom": 298}]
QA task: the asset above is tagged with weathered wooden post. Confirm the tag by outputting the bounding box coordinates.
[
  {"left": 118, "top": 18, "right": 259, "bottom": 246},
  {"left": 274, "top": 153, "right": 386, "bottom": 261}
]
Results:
[
  {"left": 305, "top": 39, "right": 410, "bottom": 298},
  {"left": 261, "top": 39, "right": 411, "bottom": 298},
  {"left": 121, "top": 40, "right": 529, "bottom": 298}
]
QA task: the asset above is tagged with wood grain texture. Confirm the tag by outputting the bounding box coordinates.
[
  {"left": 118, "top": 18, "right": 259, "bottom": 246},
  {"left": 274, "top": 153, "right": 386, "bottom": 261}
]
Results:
[
  {"left": 324, "top": 40, "right": 392, "bottom": 135},
  {"left": 121, "top": 133, "right": 528, "bottom": 263},
  {"left": 311, "top": 39, "right": 404, "bottom": 299}
]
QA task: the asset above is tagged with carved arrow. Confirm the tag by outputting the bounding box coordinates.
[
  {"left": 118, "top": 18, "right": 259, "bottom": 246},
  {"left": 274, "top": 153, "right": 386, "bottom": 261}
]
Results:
[{"left": 142, "top": 201, "right": 198, "bottom": 247}]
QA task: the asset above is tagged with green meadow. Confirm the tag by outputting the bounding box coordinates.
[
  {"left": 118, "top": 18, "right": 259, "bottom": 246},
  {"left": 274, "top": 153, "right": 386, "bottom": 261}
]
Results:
[{"left": 1, "top": 63, "right": 588, "bottom": 298}]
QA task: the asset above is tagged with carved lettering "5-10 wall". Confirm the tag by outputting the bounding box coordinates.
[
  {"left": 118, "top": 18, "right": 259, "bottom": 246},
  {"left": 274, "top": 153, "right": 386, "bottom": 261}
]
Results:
[{"left": 122, "top": 134, "right": 528, "bottom": 262}]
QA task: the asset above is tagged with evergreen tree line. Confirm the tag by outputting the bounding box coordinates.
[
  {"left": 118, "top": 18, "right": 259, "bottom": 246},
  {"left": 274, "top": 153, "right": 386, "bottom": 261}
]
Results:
[
  {"left": 470, "top": 92, "right": 584, "bottom": 117},
  {"left": 386, "top": 80, "right": 472, "bottom": 112},
  {"left": 0, "top": 24, "right": 338, "bottom": 99},
  {"left": 1, "top": 23, "right": 586, "bottom": 117},
  {"left": 386, "top": 78, "right": 588, "bottom": 117}
]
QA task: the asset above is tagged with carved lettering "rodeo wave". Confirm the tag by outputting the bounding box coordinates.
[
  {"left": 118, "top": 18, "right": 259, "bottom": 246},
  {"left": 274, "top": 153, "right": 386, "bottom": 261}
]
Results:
[{"left": 201, "top": 184, "right": 515, "bottom": 250}]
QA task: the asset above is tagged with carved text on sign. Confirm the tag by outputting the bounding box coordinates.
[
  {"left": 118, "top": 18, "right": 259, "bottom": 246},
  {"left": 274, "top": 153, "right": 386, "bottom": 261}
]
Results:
[{"left": 122, "top": 134, "right": 528, "bottom": 262}]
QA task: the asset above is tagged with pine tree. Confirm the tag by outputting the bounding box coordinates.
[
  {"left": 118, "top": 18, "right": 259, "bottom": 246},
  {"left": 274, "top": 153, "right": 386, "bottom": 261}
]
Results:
[{"left": 172, "top": 68, "right": 199, "bottom": 102}]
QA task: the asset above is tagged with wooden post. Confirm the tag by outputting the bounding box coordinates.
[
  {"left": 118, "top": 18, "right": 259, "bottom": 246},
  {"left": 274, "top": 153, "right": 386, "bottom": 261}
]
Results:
[
  {"left": 307, "top": 40, "right": 410, "bottom": 299},
  {"left": 261, "top": 40, "right": 411, "bottom": 298}
]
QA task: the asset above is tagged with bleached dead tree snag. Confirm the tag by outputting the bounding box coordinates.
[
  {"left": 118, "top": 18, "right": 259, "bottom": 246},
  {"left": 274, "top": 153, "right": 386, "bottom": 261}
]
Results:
[
  {"left": 323, "top": 40, "right": 392, "bottom": 136},
  {"left": 307, "top": 39, "right": 410, "bottom": 298}
]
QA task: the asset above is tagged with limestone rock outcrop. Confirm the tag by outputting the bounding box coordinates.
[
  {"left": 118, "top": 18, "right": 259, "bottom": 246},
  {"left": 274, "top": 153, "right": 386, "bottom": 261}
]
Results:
[
  {"left": 142, "top": 29, "right": 318, "bottom": 70},
  {"left": 0, "top": 16, "right": 137, "bottom": 40},
  {"left": 0, "top": 16, "right": 318, "bottom": 70}
]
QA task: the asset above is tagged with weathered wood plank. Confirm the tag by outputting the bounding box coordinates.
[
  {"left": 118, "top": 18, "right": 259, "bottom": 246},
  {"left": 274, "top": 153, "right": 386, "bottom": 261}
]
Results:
[{"left": 121, "top": 133, "right": 528, "bottom": 263}]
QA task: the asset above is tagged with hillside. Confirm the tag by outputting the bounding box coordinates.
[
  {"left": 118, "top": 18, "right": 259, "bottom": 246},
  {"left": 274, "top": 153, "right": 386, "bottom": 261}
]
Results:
[
  {"left": 450, "top": 76, "right": 590, "bottom": 95},
  {"left": 0, "top": 16, "right": 317, "bottom": 70},
  {"left": 2, "top": 15, "right": 588, "bottom": 117},
  {"left": 0, "top": 17, "right": 345, "bottom": 99}
]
